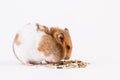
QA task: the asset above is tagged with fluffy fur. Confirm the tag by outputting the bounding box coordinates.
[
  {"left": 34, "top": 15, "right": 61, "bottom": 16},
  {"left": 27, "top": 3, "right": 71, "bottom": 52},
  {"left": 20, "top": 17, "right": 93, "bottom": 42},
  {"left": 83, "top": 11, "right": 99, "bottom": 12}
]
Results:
[{"left": 13, "top": 23, "right": 72, "bottom": 65}]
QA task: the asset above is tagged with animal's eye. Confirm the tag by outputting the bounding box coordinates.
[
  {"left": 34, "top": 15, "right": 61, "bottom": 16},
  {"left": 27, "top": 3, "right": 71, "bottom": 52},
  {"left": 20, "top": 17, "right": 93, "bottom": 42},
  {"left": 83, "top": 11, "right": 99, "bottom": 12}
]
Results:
[{"left": 66, "top": 45, "right": 70, "bottom": 50}]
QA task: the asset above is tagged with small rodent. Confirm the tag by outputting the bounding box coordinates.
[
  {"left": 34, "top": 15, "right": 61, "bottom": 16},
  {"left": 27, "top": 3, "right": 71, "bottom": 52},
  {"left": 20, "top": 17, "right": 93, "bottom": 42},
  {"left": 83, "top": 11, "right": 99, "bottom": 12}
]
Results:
[{"left": 13, "top": 23, "right": 72, "bottom": 65}]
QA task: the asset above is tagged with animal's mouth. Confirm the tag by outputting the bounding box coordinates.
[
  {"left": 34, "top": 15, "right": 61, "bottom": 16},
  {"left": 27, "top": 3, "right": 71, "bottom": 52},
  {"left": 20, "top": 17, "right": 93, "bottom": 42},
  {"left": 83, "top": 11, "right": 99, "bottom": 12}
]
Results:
[{"left": 64, "top": 53, "right": 70, "bottom": 60}]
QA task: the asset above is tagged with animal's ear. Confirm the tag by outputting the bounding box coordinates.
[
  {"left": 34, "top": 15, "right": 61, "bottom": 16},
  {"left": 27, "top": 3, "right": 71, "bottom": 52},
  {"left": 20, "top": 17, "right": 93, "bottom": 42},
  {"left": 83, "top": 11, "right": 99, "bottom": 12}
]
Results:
[
  {"left": 57, "top": 33, "right": 64, "bottom": 43},
  {"left": 50, "top": 27, "right": 54, "bottom": 32},
  {"left": 50, "top": 27, "right": 56, "bottom": 35},
  {"left": 64, "top": 28, "right": 69, "bottom": 32}
]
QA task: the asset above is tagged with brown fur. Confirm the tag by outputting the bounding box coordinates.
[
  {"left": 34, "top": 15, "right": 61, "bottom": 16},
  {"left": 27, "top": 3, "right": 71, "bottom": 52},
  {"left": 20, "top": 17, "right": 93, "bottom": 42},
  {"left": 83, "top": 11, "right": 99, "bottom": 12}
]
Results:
[
  {"left": 38, "top": 35, "right": 64, "bottom": 60},
  {"left": 50, "top": 27, "right": 72, "bottom": 59},
  {"left": 13, "top": 33, "right": 24, "bottom": 64},
  {"left": 14, "top": 33, "right": 21, "bottom": 45},
  {"left": 36, "top": 23, "right": 50, "bottom": 34},
  {"left": 36, "top": 23, "right": 40, "bottom": 31},
  {"left": 37, "top": 26, "right": 72, "bottom": 61}
]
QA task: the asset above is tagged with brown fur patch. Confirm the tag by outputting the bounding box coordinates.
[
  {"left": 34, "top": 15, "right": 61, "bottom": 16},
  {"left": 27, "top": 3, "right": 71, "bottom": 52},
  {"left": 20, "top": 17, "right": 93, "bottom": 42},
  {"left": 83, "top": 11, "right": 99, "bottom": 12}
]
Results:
[
  {"left": 37, "top": 34, "right": 64, "bottom": 61},
  {"left": 36, "top": 23, "right": 40, "bottom": 31},
  {"left": 38, "top": 35, "right": 53, "bottom": 57},
  {"left": 38, "top": 26, "right": 72, "bottom": 61},
  {"left": 14, "top": 33, "right": 21, "bottom": 45},
  {"left": 36, "top": 23, "right": 50, "bottom": 34},
  {"left": 42, "top": 26, "right": 50, "bottom": 34}
]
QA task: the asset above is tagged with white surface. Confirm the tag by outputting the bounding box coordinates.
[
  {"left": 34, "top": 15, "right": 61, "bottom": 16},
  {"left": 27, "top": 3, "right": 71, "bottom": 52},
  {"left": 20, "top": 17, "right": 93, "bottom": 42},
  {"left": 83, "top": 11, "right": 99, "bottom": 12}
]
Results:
[{"left": 0, "top": 0, "right": 120, "bottom": 80}]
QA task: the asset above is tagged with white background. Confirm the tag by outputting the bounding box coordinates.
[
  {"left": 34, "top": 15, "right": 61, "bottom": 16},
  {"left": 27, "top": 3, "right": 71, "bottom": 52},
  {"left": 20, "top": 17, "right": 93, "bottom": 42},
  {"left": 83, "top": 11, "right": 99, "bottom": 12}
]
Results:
[{"left": 0, "top": 0, "right": 120, "bottom": 80}]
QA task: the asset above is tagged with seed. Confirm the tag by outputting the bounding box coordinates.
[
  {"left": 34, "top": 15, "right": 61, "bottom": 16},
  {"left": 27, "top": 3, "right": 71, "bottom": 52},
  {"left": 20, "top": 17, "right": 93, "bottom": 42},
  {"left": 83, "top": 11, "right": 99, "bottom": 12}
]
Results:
[
  {"left": 57, "top": 66, "right": 63, "bottom": 69},
  {"left": 44, "top": 60, "right": 89, "bottom": 69}
]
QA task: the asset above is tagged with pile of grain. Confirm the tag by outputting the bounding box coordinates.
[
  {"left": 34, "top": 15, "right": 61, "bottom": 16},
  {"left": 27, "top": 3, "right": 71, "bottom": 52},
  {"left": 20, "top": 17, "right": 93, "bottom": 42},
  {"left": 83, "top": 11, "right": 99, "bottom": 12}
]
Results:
[{"left": 45, "top": 60, "right": 89, "bottom": 69}]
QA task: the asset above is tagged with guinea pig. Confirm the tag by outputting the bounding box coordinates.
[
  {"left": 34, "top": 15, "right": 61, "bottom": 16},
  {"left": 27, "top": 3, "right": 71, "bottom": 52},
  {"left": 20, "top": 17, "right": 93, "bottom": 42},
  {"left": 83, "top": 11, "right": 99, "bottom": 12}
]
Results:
[{"left": 13, "top": 23, "right": 72, "bottom": 65}]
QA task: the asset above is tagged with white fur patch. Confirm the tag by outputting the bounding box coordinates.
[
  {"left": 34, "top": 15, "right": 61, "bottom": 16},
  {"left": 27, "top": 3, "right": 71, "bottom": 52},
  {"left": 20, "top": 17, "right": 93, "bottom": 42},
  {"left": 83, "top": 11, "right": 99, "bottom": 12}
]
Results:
[
  {"left": 45, "top": 54, "right": 56, "bottom": 62},
  {"left": 13, "top": 23, "right": 48, "bottom": 64}
]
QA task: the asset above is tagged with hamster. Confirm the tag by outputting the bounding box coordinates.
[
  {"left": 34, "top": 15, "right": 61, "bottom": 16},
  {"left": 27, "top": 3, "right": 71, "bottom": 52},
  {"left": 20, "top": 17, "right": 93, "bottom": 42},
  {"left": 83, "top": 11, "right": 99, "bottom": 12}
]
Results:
[{"left": 13, "top": 23, "right": 72, "bottom": 65}]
